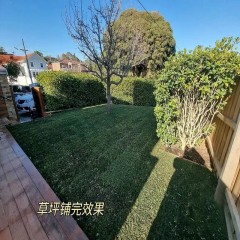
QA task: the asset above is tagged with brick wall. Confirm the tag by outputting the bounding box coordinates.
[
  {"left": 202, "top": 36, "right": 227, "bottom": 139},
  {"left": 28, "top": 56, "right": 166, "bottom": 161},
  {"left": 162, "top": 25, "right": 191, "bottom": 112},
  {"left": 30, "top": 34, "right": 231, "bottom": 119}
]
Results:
[{"left": 0, "top": 73, "right": 18, "bottom": 120}]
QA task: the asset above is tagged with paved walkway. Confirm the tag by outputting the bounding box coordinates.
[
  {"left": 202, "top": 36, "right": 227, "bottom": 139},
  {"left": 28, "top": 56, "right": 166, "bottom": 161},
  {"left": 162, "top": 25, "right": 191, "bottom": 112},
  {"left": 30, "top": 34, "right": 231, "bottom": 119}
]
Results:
[{"left": 0, "top": 122, "right": 88, "bottom": 240}]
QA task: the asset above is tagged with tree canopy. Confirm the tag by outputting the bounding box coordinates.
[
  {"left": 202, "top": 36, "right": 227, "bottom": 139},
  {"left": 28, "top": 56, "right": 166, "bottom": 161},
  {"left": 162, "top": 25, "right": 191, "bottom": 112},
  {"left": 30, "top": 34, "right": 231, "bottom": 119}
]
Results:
[
  {"left": 61, "top": 52, "right": 80, "bottom": 61},
  {"left": 0, "top": 46, "right": 6, "bottom": 53},
  {"left": 44, "top": 55, "right": 58, "bottom": 63},
  {"left": 34, "top": 50, "right": 44, "bottom": 57},
  {"left": 114, "top": 9, "right": 176, "bottom": 77},
  {"left": 5, "top": 61, "right": 21, "bottom": 79}
]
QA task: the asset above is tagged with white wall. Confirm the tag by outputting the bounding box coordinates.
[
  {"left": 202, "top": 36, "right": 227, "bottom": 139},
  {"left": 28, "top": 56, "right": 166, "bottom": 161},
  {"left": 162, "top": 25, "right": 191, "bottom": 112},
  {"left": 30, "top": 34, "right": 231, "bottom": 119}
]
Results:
[
  {"left": 17, "top": 75, "right": 28, "bottom": 86},
  {"left": 16, "top": 53, "right": 47, "bottom": 86}
]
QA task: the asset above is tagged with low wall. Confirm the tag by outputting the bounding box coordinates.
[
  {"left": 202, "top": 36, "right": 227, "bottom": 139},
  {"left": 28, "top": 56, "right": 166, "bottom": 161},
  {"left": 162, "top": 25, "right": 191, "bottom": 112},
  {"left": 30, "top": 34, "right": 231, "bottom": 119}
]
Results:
[{"left": 0, "top": 67, "right": 18, "bottom": 120}]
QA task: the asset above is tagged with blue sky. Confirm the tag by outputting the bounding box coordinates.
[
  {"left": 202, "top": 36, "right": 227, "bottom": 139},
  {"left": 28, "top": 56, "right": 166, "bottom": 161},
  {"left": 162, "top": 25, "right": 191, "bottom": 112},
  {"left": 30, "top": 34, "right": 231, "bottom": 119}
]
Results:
[{"left": 0, "top": 0, "right": 240, "bottom": 59}]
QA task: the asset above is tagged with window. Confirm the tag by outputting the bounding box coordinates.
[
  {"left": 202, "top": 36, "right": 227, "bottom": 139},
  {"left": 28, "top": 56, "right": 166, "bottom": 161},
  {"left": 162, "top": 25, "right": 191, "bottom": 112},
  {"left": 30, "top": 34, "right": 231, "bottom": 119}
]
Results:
[
  {"left": 33, "top": 72, "right": 36, "bottom": 77},
  {"left": 30, "top": 62, "right": 34, "bottom": 67},
  {"left": 40, "top": 62, "right": 43, "bottom": 68}
]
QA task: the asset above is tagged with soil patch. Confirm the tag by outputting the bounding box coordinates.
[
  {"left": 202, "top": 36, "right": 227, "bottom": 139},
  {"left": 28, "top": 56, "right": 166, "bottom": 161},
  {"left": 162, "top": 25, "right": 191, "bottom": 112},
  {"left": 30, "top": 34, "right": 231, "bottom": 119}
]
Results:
[{"left": 164, "top": 140, "right": 212, "bottom": 169}]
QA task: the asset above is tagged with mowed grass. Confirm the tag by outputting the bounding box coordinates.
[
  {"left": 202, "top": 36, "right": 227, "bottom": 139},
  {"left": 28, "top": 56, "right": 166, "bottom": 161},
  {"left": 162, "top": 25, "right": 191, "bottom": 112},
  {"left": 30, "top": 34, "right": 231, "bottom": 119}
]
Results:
[{"left": 8, "top": 105, "right": 227, "bottom": 240}]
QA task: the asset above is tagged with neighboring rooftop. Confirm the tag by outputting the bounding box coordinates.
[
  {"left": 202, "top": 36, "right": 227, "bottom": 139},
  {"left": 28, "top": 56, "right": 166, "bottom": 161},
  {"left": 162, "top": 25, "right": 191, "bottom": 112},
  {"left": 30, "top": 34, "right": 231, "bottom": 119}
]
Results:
[
  {"left": 51, "top": 59, "right": 88, "bottom": 72},
  {"left": 0, "top": 54, "right": 23, "bottom": 65},
  {"left": 0, "top": 53, "right": 44, "bottom": 65}
]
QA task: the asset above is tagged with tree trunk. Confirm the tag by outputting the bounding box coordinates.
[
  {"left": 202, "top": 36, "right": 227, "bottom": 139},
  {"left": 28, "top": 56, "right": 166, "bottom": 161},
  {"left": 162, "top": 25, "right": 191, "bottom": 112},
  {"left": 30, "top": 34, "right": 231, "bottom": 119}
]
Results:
[
  {"left": 180, "top": 139, "right": 187, "bottom": 153},
  {"left": 106, "top": 80, "right": 112, "bottom": 114}
]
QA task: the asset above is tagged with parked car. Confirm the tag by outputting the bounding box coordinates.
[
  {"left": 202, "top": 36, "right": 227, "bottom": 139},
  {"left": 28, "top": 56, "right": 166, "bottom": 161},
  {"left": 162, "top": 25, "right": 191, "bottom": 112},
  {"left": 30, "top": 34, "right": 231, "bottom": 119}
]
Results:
[
  {"left": 16, "top": 93, "right": 35, "bottom": 113},
  {"left": 13, "top": 92, "right": 24, "bottom": 103}
]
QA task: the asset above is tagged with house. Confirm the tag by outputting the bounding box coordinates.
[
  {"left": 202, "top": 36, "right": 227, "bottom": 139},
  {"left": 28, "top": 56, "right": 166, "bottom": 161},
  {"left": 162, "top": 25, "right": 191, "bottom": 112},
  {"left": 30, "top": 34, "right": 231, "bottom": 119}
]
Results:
[
  {"left": 51, "top": 59, "right": 88, "bottom": 73},
  {"left": 16, "top": 52, "right": 47, "bottom": 86},
  {"left": 0, "top": 52, "right": 47, "bottom": 86}
]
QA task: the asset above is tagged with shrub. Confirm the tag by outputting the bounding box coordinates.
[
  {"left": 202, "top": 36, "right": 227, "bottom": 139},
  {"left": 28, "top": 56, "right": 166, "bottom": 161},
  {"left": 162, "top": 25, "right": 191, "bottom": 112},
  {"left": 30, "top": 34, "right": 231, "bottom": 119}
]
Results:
[
  {"left": 5, "top": 61, "right": 21, "bottom": 79},
  {"left": 111, "top": 77, "right": 155, "bottom": 106},
  {"left": 155, "top": 37, "right": 240, "bottom": 151},
  {"left": 37, "top": 71, "right": 106, "bottom": 110}
]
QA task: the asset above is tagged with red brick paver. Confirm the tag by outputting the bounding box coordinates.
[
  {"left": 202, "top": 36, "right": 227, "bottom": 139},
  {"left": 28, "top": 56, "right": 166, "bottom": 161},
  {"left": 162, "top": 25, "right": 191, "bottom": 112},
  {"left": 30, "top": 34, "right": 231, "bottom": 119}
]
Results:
[{"left": 0, "top": 125, "right": 88, "bottom": 240}]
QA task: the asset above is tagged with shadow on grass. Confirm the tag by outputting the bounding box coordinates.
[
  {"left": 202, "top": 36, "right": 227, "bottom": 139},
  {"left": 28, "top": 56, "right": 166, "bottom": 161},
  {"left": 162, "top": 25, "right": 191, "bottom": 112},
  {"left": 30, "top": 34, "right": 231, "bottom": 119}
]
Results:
[
  {"left": 79, "top": 125, "right": 160, "bottom": 240},
  {"left": 111, "top": 96, "right": 130, "bottom": 105},
  {"left": 146, "top": 158, "right": 227, "bottom": 240},
  {"left": 36, "top": 105, "right": 160, "bottom": 240}
]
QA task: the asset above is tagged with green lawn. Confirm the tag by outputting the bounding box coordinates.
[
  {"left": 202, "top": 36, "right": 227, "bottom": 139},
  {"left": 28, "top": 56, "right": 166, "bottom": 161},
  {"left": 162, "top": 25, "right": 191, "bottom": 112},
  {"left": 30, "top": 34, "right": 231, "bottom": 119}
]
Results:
[{"left": 9, "top": 105, "right": 227, "bottom": 240}]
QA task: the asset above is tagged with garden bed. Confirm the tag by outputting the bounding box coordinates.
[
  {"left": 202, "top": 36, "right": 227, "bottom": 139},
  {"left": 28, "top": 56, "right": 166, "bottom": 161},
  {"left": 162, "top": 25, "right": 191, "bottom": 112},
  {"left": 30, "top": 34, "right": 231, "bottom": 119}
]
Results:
[{"left": 164, "top": 141, "right": 212, "bottom": 169}]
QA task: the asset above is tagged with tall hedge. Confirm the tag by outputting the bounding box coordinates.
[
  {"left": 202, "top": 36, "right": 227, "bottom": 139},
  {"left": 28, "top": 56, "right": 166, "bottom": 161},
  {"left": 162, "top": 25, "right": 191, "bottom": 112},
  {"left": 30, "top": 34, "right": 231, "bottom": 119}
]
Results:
[
  {"left": 111, "top": 77, "right": 155, "bottom": 106},
  {"left": 37, "top": 71, "right": 106, "bottom": 110}
]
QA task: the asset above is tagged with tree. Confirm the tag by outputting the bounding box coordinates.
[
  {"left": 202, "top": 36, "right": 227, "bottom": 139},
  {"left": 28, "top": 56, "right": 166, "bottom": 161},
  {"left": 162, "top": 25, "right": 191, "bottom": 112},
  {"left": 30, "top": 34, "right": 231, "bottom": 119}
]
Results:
[
  {"left": 66, "top": 0, "right": 140, "bottom": 113},
  {"left": 114, "top": 9, "right": 176, "bottom": 77},
  {"left": 44, "top": 55, "right": 58, "bottom": 63},
  {"left": 5, "top": 61, "right": 21, "bottom": 82},
  {"left": 34, "top": 50, "right": 44, "bottom": 57},
  {"left": 0, "top": 46, "right": 6, "bottom": 53},
  {"left": 61, "top": 52, "right": 80, "bottom": 61},
  {"left": 155, "top": 37, "right": 240, "bottom": 152}
]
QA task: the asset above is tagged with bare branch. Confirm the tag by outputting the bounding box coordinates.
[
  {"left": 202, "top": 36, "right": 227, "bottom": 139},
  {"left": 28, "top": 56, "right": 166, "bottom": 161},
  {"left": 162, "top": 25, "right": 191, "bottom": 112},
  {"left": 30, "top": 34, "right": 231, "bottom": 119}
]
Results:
[
  {"left": 176, "top": 86, "right": 223, "bottom": 150},
  {"left": 65, "top": 0, "right": 141, "bottom": 112}
]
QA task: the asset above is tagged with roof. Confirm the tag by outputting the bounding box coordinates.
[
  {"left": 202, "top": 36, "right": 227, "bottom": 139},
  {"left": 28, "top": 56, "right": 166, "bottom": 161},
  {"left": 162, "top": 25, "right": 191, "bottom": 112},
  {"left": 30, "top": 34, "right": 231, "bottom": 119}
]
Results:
[
  {"left": 0, "top": 53, "right": 46, "bottom": 64},
  {"left": 0, "top": 54, "right": 23, "bottom": 64},
  {"left": 17, "top": 53, "right": 42, "bottom": 62}
]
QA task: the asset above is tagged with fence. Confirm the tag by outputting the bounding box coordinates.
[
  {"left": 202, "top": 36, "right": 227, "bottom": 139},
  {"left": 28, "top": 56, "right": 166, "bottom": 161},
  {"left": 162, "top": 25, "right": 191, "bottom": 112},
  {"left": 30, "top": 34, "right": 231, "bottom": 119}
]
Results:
[
  {"left": 32, "top": 87, "right": 45, "bottom": 118},
  {"left": 206, "top": 77, "right": 240, "bottom": 240}
]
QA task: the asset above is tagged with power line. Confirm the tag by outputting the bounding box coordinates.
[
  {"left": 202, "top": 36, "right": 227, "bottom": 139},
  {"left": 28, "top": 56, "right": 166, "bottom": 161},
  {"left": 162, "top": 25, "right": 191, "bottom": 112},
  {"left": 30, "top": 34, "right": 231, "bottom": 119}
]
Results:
[
  {"left": 136, "top": 0, "right": 181, "bottom": 51},
  {"left": 15, "top": 39, "right": 33, "bottom": 85},
  {"left": 136, "top": 0, "right": 159, "bottom": 24},
  {"left": 136, "top": 0, "right": 150, "bottom": 15}
]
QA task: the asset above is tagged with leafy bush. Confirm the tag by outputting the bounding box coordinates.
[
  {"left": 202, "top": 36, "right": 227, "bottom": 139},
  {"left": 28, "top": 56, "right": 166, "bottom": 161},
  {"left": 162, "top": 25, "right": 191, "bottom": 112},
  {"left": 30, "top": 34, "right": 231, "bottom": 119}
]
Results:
[
  {"left": 111, "top": 77, "right": 155, "bottom": 106},
  {"left": 37, "top": 71, "right": 106, "bottom": 110},
  {"left": 155, "top": 37, "right": 240, "bottom": 151},
  {"left": 5, "top": 61, "right": 21, "bottom": 78}
]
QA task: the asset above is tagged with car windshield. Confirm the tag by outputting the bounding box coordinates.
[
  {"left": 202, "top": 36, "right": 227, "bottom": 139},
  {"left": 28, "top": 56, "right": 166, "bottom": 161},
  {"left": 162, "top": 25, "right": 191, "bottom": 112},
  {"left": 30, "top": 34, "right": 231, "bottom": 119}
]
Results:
[{"left": 12, "top": 85, "right": 31, "bottom": 93}]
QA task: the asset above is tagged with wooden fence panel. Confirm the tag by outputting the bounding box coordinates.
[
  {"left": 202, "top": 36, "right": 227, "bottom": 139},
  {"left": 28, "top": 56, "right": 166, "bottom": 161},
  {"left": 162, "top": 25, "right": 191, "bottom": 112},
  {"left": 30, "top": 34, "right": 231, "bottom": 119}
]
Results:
[
  {"left": 232, "top": 160, "right": 240, "bottom": 203},
  {"left": 210, "top": 80, "right": 240, "bottom": 173},
  {"left": 207, "top": 78, "right": 240, "bottom": 239}
]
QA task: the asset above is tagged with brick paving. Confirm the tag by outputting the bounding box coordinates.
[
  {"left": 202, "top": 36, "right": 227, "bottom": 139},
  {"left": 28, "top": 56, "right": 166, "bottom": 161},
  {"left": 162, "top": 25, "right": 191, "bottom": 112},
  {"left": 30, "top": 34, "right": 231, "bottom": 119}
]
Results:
[{"left": 0, "top": 122, "right": 88, "bottom": 240}]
